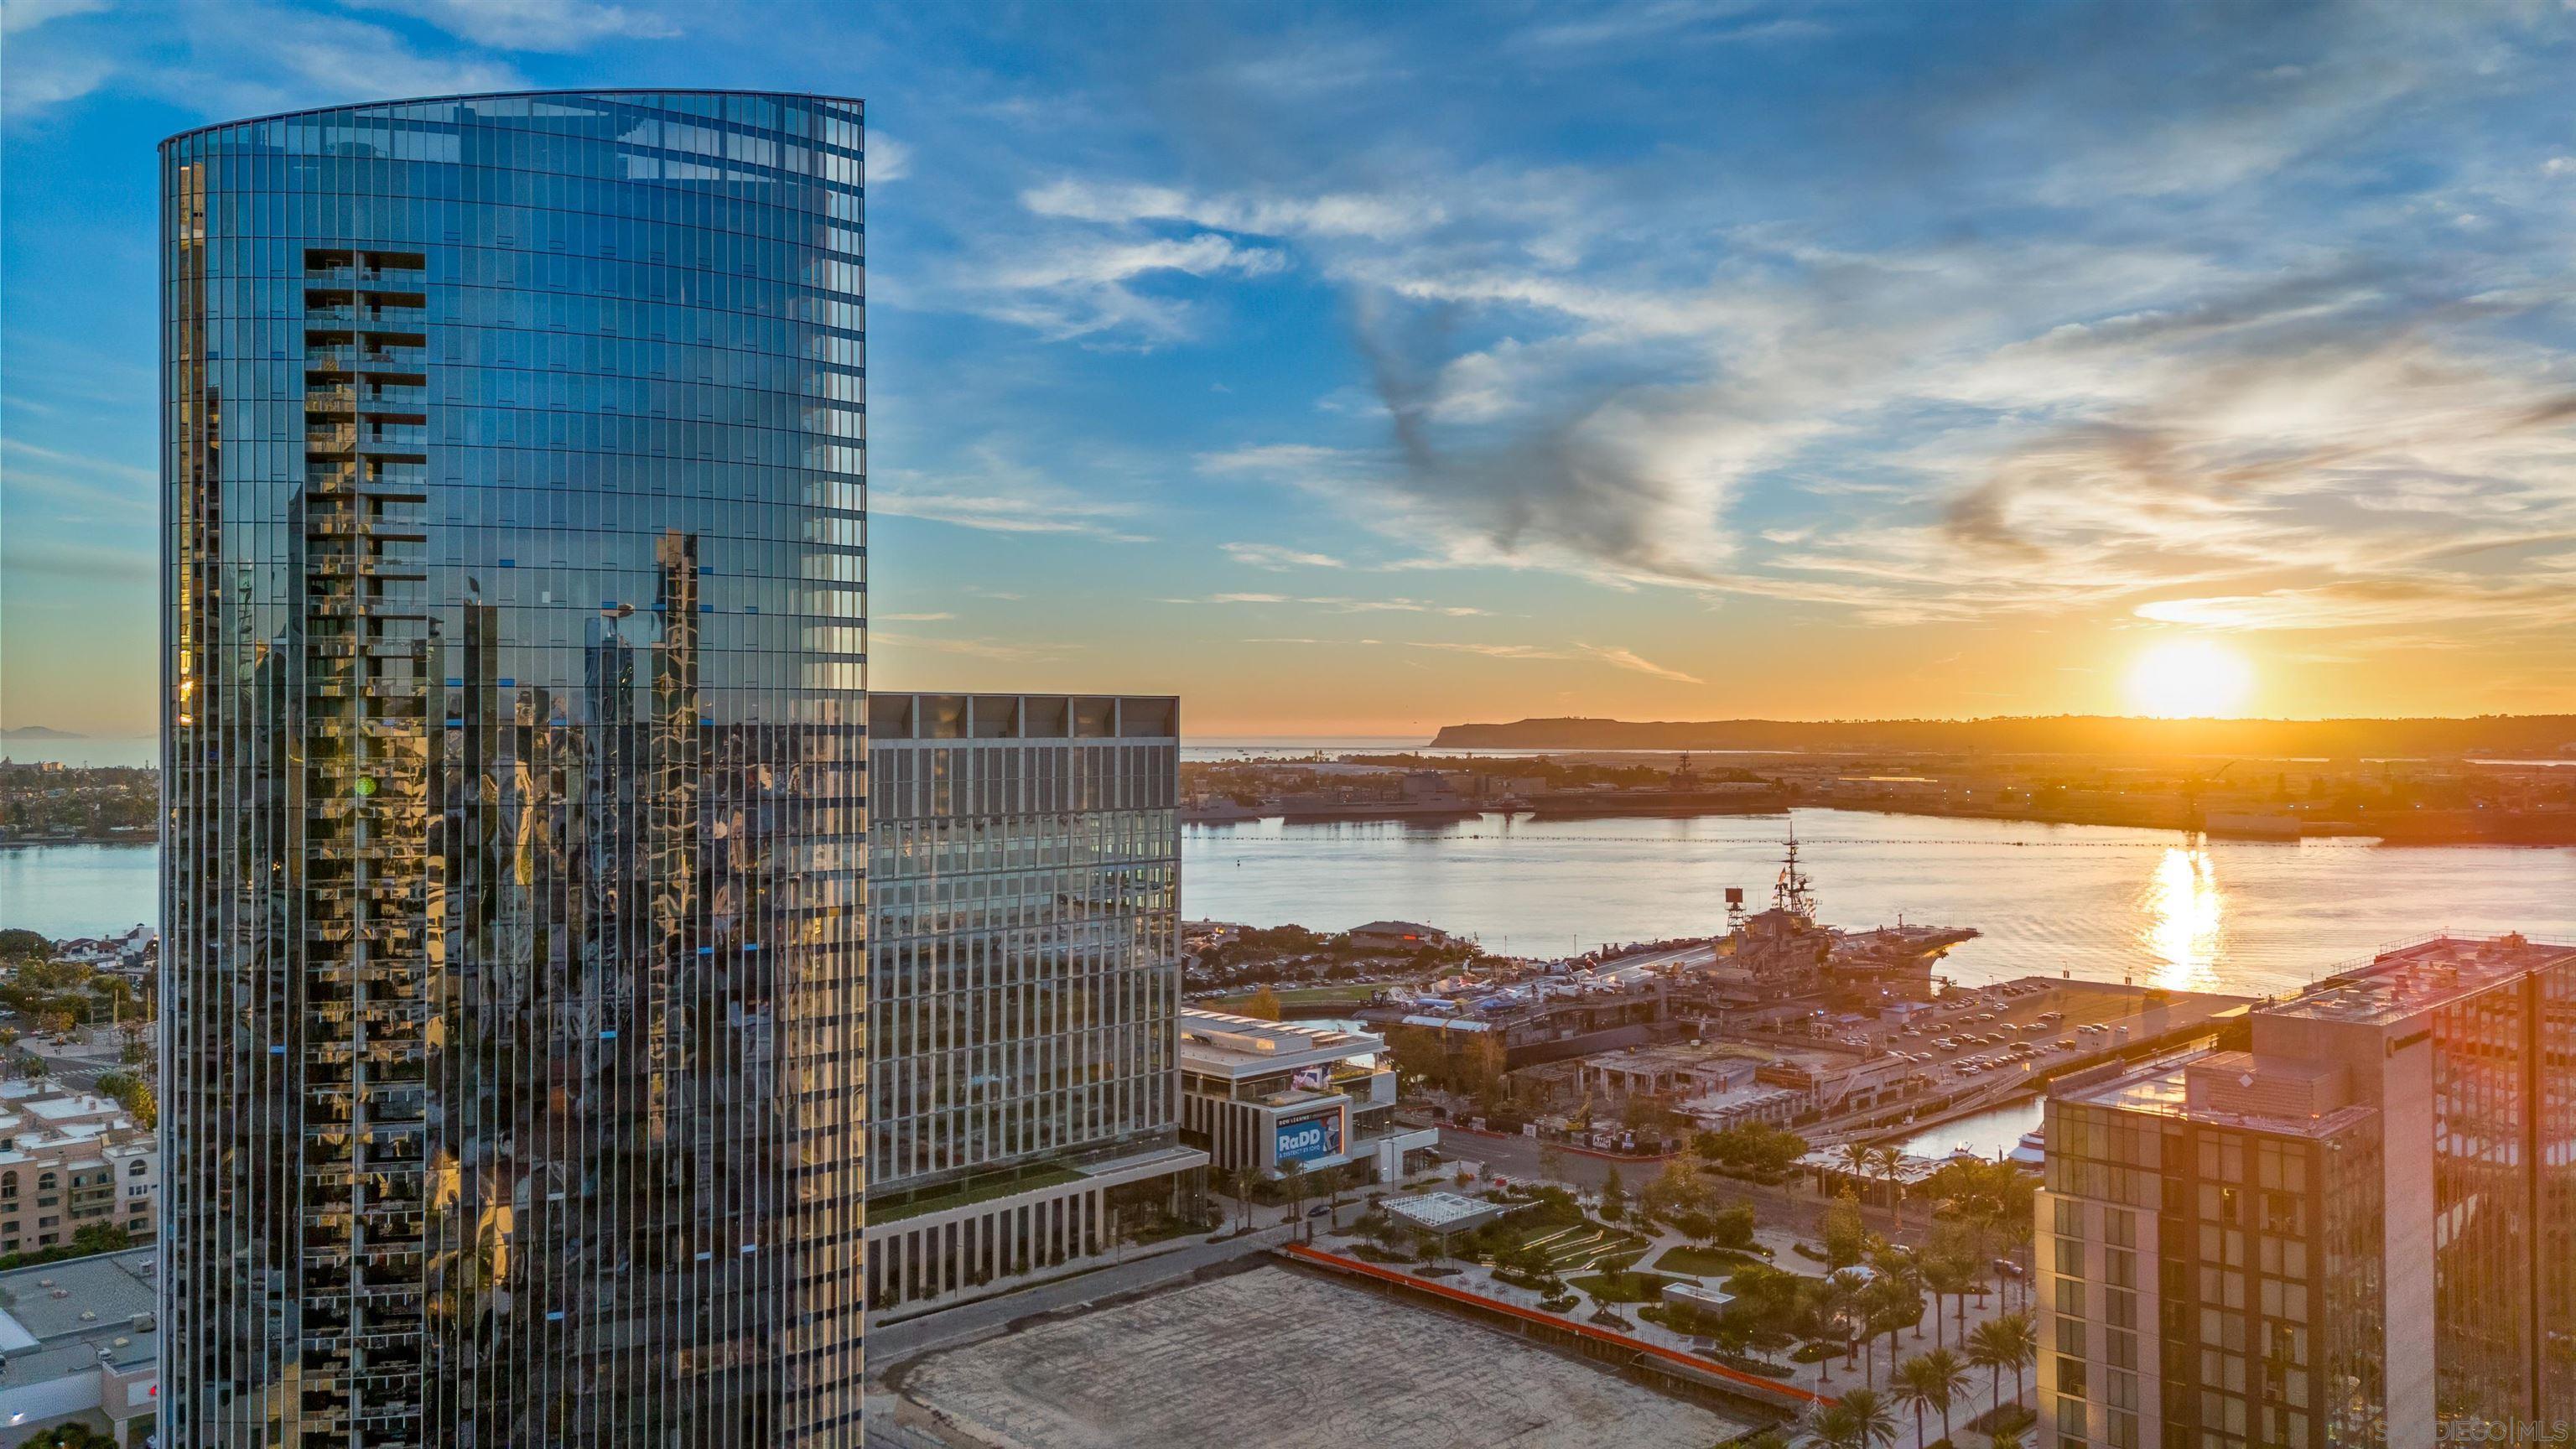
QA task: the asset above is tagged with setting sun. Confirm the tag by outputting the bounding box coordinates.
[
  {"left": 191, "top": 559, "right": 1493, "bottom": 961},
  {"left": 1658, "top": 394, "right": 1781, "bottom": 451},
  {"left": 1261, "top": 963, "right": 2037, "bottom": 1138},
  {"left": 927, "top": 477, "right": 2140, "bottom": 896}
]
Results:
[{"left": 2126, "top": 636, "right": 2255, "bottom": 718}]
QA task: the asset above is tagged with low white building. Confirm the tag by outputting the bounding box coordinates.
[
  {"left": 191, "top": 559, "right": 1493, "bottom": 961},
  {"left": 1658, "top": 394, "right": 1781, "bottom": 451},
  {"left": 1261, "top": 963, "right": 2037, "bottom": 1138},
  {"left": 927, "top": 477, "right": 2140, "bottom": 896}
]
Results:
[
  {"left": 1676, "top": 1083, "right": 1807, "bottom": 1132},
  {"left": 0, "top": 1248, "right": 157, "bottom": 1446},
  {"left": 1179, "top": 1010, "right": 1438, "bottom": 1181}
]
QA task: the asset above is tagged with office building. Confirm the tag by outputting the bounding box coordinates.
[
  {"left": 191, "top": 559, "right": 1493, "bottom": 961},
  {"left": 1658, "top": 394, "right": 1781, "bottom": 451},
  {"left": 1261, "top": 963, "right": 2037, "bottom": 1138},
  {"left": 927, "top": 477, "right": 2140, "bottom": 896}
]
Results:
[
  {"left": 161, "top": 91, "right": 868, "bottom": 1446},
  {"left": 1177, "top": 1010, "right": 1437, "bottom": 1182},
  {"left": 2037, "top": 932, "right": 2576, "bottom": 1449},
  {"left": 863, "top": 693, "right": 1202, "bottom": 1318}
]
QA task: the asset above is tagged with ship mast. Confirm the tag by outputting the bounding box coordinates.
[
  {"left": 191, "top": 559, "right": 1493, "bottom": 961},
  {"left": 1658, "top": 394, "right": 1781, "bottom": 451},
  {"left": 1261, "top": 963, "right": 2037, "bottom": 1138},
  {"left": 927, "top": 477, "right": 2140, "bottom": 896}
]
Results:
[{"left": 1774, "top": 828, "right": 1815, "bottom": 919}]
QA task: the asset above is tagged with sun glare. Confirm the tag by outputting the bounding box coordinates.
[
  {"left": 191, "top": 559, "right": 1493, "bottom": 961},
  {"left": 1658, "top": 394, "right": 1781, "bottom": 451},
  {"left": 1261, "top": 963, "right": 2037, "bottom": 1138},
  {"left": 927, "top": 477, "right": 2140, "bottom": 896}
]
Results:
[{"left": 2126, "top": 636, "right": 2254, "bottom": 718}]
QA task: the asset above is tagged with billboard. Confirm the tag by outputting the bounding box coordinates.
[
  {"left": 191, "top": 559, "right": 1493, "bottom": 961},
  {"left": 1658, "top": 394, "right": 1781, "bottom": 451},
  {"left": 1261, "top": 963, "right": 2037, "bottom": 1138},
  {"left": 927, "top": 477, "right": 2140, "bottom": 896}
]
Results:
[{"left": 1275, "top": 1109, "right": 1345, "bottom": 1166}]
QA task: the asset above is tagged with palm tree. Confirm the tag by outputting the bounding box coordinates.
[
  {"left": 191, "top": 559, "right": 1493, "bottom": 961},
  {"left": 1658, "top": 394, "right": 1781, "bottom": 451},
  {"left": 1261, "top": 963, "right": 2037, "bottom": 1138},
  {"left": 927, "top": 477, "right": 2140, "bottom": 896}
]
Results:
[
  {"left": 1890, "top": 1354, "right": 1944, "bottom": 1448},
  {"left": 1984, "top": 1427, "right": 2026, "bottom": 1449},
  {"left": 1874, "top": 1145, "right": 1906, "bottom": 1231},
  {"left": 1804, "top": 1400, "right": 1865, "bottom": 1449},
  {"left": 1992, "top": 1308, "right": 2038, "bottom": 1408},
  {"left": 1921, "top": 1254, "right": 1973, "bottom": 1352},
  {"left": 1913, "top": 1347, "right": 1969, "bottom": 1444},
  {"left": 1836, "top": 1140, "right": 1877, "bottom": 1208},
  {"left": 1838, "top": 1387, "right": 1899, "bottom": 1449},
  {"left": 1966, "top": 1318, "right": 2015, "bottom": 1417}
]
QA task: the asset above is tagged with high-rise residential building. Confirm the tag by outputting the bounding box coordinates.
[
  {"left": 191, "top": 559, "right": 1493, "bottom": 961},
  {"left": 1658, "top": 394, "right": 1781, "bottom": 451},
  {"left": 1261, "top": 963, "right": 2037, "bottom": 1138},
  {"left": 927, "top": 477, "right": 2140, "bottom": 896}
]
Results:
[
  {"left": 861, "top": 692, "right": 1203, "bottom": 1318},
  {"left": 2037, "top": 932, "right": 2576, "bottom": 1449},
  {"left": 160, "top": 91, "right": 869, "bottom": 1446}
]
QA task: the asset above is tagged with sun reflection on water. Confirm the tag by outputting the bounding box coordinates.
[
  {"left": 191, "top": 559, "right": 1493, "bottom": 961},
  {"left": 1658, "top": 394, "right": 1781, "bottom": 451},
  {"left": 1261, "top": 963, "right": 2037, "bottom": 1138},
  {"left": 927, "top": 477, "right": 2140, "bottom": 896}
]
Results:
[{"left": 2143, "top": 845, "right": 2225, "bottom": 989}]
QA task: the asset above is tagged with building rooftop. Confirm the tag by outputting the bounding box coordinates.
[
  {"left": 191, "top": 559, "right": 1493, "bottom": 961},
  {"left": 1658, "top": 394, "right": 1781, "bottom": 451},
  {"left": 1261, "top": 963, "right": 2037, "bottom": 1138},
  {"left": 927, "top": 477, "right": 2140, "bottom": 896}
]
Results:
[
  {"left": 2269, "top": 933, "right": 2576, "bottom": 1026},
  {"left": 2055, "top": 1052, "right": 2376, "bottom": 1140},
  {"left": 1178, "top": 1010, "right": 1384, "bottom": 1077},
  {"left": 0, "top": 1248, "right": 158, "bottom": 1391}
]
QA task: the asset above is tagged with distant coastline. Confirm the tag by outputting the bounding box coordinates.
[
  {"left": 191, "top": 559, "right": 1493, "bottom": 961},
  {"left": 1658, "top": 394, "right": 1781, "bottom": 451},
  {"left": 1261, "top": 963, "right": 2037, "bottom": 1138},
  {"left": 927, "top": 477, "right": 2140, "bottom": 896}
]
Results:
[{"left": 1430, "top": 714, "right": 2576, "bottom": 758}]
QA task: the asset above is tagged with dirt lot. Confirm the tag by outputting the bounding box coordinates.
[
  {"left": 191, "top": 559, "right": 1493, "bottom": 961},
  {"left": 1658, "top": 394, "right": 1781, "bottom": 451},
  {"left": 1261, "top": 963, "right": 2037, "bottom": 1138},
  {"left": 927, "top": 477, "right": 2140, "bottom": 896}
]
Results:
[{"left": 889, "top": 1264, "right": 1763, "bottom": 1449}]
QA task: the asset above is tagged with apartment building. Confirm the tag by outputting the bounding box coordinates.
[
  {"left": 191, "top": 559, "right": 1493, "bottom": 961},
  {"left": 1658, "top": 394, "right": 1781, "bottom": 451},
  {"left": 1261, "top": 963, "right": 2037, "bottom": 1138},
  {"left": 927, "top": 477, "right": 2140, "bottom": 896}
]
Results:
[
  {"left": 0, "top": 1082, "right": 156, "bottom": 1255},
  {"left": 2036, "top": 932, "right": 2576, "bottom": 1449}
]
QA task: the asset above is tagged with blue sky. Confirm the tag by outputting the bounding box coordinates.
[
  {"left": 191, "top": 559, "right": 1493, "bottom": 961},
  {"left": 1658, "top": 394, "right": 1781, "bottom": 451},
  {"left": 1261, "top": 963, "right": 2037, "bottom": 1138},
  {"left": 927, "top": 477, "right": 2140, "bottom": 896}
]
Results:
[{"left": 8, "top": 0, "right": 2576, "bottom": 738}]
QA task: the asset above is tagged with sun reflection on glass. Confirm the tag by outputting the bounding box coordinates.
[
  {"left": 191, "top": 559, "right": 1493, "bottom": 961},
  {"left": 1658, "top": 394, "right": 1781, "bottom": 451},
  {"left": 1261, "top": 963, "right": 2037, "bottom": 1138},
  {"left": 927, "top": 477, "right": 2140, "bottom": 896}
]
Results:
[{"left": 2142, "top": 845, "right": 2224, "bottom": 989}]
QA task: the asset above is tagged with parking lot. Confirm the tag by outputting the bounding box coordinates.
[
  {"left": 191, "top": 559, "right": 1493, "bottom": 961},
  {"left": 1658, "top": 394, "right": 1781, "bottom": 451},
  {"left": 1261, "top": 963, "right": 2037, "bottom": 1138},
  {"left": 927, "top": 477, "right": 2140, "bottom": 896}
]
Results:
[
  {"left": 1877, "top": 978, "right": 2227, "bottom": 1078},
  {"left": 887, "top": 1264, "right": 1763, "bottom": 1449}
]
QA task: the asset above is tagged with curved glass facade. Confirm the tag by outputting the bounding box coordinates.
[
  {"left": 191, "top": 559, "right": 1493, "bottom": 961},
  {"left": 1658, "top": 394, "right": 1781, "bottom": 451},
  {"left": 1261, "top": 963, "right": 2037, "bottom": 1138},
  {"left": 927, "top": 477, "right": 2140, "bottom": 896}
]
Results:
[{"left": 160, "top": 91, "right": 867, "bottom": 1446}]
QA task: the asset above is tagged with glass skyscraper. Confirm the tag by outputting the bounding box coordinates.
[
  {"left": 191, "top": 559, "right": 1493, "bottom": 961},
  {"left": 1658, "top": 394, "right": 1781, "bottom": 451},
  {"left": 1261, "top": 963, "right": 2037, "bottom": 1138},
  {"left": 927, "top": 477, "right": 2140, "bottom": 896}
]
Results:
[
  {"left": 862, "top": 693, "right": 1201, "bottom": 1317},
  {"left": 160, "top": 91, "right": 868, "bottom": 1446}
]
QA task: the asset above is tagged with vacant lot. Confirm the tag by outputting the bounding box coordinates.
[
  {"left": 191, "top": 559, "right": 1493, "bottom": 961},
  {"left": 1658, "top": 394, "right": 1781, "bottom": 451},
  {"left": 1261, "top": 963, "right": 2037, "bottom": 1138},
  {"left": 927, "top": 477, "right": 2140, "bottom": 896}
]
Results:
[{"left": 896, "top": 1265, "right": 1762, "bottom": 1449}]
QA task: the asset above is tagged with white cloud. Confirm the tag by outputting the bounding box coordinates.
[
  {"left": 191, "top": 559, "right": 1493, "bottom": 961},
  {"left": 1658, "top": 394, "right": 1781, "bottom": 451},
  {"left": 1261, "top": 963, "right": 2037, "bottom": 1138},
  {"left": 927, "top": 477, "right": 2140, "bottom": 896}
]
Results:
[
  {"left": 1221, "top": 542, "right": 1344, "bottom": 570},
  {"left": 2, "top": 0, "right": 106, "bottom": 36},
  {"left": 1170, "top": 594, "right": 1488, "bottom": 616},
  {"left": 1579, "top": 643, "right": 1701, "bottom": 684},
  {"left": 1023, "top": 178, "right": 1437, "bottom": 241},
  {"left": 871, "top": 446, "right": 1152, "bottom": 542},
  {"left": 869, "top": 133, "right": 912, "bottom": 183},
  {"left": 346, "top": 0, "right": 678, "bottom": 49},
  {"left": 961, "top": 231, "right": 1286, "bottom": 343}
]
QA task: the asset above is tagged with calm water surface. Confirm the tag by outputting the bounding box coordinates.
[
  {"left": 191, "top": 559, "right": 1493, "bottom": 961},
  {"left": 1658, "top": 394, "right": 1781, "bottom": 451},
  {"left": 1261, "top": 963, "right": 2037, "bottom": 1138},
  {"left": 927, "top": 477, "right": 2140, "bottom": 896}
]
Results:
[
  {"left": 11, "top": 808, "right": 2574, "bottom": 1004},
  {"left": 1185, "top": 808, "right": 2576, "bottom": 999}
]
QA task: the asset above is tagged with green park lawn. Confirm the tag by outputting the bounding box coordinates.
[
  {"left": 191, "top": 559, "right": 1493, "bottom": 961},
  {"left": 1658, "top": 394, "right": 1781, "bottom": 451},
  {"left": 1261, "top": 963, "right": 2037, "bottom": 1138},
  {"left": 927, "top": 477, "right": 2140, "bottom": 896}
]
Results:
[
  {"left": 1567, "top": 1268, "right": 1690, "bottom": 1304},
  {"left": 1652, "top": 1244, "right": 1767, "bottom": 1277}
]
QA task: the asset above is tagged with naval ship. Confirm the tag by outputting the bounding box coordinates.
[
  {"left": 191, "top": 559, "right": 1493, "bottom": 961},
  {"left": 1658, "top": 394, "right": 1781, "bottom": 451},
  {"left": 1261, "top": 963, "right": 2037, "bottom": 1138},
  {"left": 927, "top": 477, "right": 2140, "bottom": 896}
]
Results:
[{"left": 1704, "top": 833, "right": 1977, "bottom": 1006}]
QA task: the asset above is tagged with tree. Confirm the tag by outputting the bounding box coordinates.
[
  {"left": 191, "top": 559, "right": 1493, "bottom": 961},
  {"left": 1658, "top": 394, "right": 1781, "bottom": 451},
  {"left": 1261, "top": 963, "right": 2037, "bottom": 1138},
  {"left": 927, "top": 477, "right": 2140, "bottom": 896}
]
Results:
[
  {"left": 1874, "top": 1145, "right": 1908, "bottom": 1231},
  {"left": 1806, "top": 1386, "right": 1898, "bottom": 1449},
  {"left": 1537, "top": 1141, "right": 1567, "bottom": 1185},
  {"left": 1280, "top": 1158, "right": 1309, "bottom": 1222},
  {"left": 0, "top": 929, "right": 47, "bottom": 963},
  {"left": 1921, "top": 1232, "right": 1979, "bottom": 1350},
  {"left": 1242, "top": 987, "right": 1282, "bottom": 1021},
  {"left": 1644, "top": 1153, "right": 1707, "bottom": 1226},
  {"left": 1598, "top": 1165, "right": 1626, "bottom": 1223},
  {"left": 96, "top": 1071, "right": 157, "bottom": 1128},
  {"left": 1904, "top": 1346, "right": 1971, "bottom": 1445},
  {"left": 34, "top": 1009, "right": 75, "bottom": 1040},
  {"left": 1966, "top": 1317, "right": 2018, "bottom": 1417},
  {"left": 1992, "top": 1307, "right": 2038, "bottom": 1408},
  {"left": 1985, "top": 1428, "right": 2026, "bottom": 1449},
  {"left": 1892, "top": 1353, "right": 1945, "bottom": 1449},
  {"left": 1712, "top": 1202, "right": 1756, "bottom": 1251},
  {"left": 1822, "top": 1190, "right": 1868, "bottom": 1270}
]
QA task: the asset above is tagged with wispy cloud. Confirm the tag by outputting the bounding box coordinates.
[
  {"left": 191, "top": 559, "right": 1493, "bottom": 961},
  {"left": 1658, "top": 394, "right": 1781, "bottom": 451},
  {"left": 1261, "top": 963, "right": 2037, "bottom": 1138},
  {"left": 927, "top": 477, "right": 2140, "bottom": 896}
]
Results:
[
  {"left": 1578, "top": 642, "right": 1701, "bottom": 684},
  {"left": 871, "top": 448, "right": 1153, "bottom": 542},
  {"left": 346, "top": 0, "right": 678, "bottom": 49},
  {"left": 1169, "top": 593, "right": 1488, "bottom": 616},
  {"left": 1221, "top": 541, "right": 1344, "bottom": 569}
]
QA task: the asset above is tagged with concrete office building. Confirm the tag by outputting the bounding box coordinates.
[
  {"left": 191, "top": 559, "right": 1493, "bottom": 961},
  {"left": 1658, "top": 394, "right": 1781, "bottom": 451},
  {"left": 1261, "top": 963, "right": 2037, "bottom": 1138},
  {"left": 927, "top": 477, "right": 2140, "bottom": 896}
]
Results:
[
  {"left": 161, "top": 91, "right": 868, "bottom": 1445},
  {"left": 2036, "top": 932, "right": 2576, "bottom": 1449},
  {"left": 1178, "top": 1010, "right": 1439, "bottom": 1181},
  {"left": 862, "top": 693, "right": 1204, "bottom": 1318}
]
